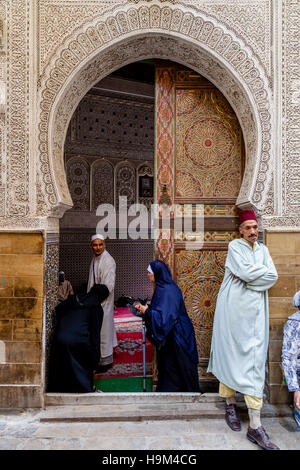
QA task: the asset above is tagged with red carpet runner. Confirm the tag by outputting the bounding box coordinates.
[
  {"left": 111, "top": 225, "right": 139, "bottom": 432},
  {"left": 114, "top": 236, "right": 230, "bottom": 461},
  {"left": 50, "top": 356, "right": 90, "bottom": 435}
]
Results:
[{"left": 94, "top": 307, "right": 154, "bottom": 392}]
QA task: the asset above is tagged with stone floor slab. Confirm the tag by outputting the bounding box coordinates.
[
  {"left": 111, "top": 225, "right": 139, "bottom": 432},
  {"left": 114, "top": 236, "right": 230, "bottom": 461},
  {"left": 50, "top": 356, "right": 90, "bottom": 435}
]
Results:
[{"left": 0, "top": 409, "right": 298, "bottom": 450}]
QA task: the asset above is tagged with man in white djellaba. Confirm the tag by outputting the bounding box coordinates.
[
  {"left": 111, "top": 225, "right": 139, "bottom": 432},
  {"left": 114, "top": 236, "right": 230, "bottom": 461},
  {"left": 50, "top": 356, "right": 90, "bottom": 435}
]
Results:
[
  {"left": 87, "top": 234, "right": 117, "bottom": 372},
  {"left": 208, "top": 209, "right": 279, "bottom": 450}
]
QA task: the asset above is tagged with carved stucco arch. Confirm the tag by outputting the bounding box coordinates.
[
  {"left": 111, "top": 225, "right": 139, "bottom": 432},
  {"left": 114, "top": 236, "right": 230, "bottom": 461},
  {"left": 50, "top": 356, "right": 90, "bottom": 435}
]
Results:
[{"left": 37, "top": 3, "right": 273, "bottom": 218}]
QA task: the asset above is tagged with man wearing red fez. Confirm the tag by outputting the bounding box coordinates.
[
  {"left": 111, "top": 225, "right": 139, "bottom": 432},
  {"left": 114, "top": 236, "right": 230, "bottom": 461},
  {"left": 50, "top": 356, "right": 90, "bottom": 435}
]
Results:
[{"left": 208, "top": 209, "right": 279, "bottom": 449}]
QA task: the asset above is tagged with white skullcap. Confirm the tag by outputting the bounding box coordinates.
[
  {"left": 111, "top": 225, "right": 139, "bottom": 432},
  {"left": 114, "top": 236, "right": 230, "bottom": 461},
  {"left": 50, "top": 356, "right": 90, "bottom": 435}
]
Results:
[
  {"left": 91, "top": 234, "right": 105, "bottom": 242},
  {"left": 147, "top": 264, "right": 154, "bottom": 275}
]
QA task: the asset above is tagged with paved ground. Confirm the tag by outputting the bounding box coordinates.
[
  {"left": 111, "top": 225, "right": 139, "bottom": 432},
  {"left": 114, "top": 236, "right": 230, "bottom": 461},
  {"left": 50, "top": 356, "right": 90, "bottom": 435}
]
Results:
[{"left": 0, "top": 407, "right": 299, "bottom": 451}]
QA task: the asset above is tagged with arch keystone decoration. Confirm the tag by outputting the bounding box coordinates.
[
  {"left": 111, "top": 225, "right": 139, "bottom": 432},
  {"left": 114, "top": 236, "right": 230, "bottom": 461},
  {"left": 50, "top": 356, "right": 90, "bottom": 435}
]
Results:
[{"left": 37, "top": 2, "right": 273, "bottom": 218}]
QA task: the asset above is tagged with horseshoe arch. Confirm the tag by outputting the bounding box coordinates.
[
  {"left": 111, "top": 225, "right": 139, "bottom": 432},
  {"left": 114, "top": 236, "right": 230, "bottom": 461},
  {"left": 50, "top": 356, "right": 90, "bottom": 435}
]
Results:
[{"left": 37, "top": 3, "right": 273, "bottom": 218}]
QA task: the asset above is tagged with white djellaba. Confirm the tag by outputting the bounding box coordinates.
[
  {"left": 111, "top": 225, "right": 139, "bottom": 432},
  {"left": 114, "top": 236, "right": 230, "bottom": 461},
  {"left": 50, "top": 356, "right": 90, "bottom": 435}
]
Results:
[{"left": 87, "top": 235, "right": 118, "bottom": 365}]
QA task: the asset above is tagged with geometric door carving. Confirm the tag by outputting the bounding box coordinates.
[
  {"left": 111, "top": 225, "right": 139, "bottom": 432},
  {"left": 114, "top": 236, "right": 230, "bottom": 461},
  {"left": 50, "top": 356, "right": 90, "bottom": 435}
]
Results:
[{"left": 155, "top": 65, "right": 244, "bottom": 383}]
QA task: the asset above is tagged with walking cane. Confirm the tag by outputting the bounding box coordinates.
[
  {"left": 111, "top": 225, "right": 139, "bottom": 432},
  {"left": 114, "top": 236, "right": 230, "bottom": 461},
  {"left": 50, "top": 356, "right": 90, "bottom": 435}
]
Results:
[
  {"left": 141, "top": 316, "right": 147, "bottom": 392},
  {"left": 129, "top": 297, "right": 148, "bottom": 393},
  {"left": 138, "top": 297, "right": 148, "bottom": 393}
]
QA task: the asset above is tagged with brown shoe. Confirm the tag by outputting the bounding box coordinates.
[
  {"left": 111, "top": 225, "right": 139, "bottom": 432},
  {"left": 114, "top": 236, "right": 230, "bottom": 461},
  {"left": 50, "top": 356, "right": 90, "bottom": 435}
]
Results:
[
  {"left": 225, "top": 404, "right": 241, "bottom": 431},
  {"left": 247, "top": 426, "right": 280, "bottom": 450}
]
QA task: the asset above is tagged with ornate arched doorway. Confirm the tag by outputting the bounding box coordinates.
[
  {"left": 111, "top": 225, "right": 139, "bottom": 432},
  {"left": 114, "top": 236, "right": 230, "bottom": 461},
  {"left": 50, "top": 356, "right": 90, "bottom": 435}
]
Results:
[
  {"left": 55, "top": 60, "right": 244, "bottom": 392},
  {"left": 38, "top": 6, "right": 272, "bottom": 217},
  {"left": 38, "top": 3, "right": 273, "bottom": 397}
]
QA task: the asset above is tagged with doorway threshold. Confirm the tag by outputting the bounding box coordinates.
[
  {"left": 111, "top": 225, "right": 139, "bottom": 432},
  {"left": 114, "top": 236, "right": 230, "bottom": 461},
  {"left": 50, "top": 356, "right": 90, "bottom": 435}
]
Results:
[
  {"left": 45, "top": 392, "right": 223, "bottom": 407},
  {"left": 41, "top": 393, "right": 291, "bottom": 423},
  {"left": 41, "top": 392, "right": 229, "bottom": 422}
]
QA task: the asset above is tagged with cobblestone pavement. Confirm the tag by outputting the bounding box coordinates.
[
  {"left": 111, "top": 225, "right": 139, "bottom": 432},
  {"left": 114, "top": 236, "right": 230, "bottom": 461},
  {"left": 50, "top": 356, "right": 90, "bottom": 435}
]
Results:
[{"left": 0, "top": 408, "right": 299, "bottom": 450}]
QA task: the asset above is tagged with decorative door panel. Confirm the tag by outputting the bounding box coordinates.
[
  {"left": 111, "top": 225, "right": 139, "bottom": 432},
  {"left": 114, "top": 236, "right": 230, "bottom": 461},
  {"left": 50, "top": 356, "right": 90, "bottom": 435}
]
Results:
[
  {"left": 155, "top": 66, "right": 243, "bottom": 384},
  {"left": 155, "top": 67, "right": 175, "bottom": 266},
  {"left": 175, "top": 89, "right": 243, "bottom": 200},
  {"left": 175, "top": 250, "right": 227, "bottom": 380}
]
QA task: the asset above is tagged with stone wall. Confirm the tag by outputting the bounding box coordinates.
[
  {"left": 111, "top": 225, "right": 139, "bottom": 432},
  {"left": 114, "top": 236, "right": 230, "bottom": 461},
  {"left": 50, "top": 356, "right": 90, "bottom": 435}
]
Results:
[
  {"left": 0, "top": 233, "right": 44, "bottom": 408},
  {"left": 267, "top": 231, "right": 300, "bottom": 404}
]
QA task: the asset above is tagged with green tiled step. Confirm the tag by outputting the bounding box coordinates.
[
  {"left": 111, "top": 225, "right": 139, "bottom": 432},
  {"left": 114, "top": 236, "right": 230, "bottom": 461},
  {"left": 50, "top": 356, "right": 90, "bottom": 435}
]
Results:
[{"left": 94, "top": 376, "right": 153, "bottom": 393}]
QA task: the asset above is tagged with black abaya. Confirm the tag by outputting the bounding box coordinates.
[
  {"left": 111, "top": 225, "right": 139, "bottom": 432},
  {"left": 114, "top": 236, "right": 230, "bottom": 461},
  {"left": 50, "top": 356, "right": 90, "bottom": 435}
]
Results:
[
  {"left": 145, "top": 308, "right": 201, "bottom": 393},
  {"left": 156, "top": 332, "right": 201, "bottom": 392},
  {"left": 142, "top": 260, "right": 201, "bottom": 393},
  {"left": 48, "top": 285, "right": 109, "bottom": 393}
]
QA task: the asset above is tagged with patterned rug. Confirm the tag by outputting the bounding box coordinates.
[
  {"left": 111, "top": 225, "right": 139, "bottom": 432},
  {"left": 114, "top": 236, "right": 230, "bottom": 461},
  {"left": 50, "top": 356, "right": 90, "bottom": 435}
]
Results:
[{"left": 94, "top": 307, "right": 154, "bottom": 392}]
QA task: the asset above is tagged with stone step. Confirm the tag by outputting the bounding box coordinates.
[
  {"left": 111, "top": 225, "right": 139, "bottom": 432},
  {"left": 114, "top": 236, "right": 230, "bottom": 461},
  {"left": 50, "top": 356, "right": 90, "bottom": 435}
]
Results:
[
  {"left": 40, "top": 399, "right": 292, "bottom": 423},
  {"left": 45, "top": 392, "right": 228, "bottom": 406},
  {"left": 40, "top": 402, "right": 224, "bottom": 423}
]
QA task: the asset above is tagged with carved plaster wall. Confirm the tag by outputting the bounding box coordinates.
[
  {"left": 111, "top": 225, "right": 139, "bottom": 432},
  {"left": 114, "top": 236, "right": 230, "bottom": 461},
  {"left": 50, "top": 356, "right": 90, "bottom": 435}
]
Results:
[
  {"left": 0, "top": 1, "right": 299, "bottom": 231},
  {"left": 0, "top": 1, "right": 29, "bottom": 223},
  {"left": 181, "top": 0, "right": 273, "bottom": 79},
  {"left": 37, "top": 2, "right": 273, "bottom": 225},
  {"left": 263, "top": 0, "right": 300, "bottom": 230},
  {"left": 38, "top": 1, "right": 273, "bottom": 83},
  {"left": 282, "top": 1, "right": 300, "bottom": 216}
]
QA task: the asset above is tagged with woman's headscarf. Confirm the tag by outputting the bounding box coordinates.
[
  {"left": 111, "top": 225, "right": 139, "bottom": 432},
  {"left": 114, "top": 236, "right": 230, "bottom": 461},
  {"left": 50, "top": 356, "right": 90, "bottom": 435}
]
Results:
[
  {"left": 56, "top": 283, "right": 109, "bottom": 314},
  {"left": 149, "top": 260, "right": 198, "bottom": 364},
  {"left": 89, "top": 284, "right": 109, "bottom": 303}
]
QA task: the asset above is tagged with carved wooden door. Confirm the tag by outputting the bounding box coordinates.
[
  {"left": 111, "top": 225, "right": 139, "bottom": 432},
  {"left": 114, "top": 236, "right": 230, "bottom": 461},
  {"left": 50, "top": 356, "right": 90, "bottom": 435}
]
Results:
[{"left": 155, "top": 65, "right": 244, "bottom": 387}]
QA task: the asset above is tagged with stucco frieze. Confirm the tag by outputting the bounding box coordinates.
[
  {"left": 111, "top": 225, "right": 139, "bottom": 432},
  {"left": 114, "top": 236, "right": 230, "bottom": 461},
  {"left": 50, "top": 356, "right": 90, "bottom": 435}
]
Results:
[
  {"left": 282, "top": 0, "right": 300, "bottom": 217},
  {"left": 37, "top": 2, "right": 272, "bottom": 221},
  {"left": 38, "top": 1, "right": 272, "bottom": 80},
  {"left": 181, "top": 1, "right": 272, "bottom": 79},
  {"left": 1, "top": 1, "right": 298, "bottom": 231},
  {"left": 5, "top": 0, "right": 30, "bottom": 218}
]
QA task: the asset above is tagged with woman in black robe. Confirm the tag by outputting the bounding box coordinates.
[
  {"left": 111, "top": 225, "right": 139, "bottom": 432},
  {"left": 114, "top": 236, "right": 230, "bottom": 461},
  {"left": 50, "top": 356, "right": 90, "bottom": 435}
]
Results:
[
  {"left": 48, "top": 284, "right": 109, "bottom": 393},
  {"left": 135, "top": 260, "right": 201, "bottom": 393}
]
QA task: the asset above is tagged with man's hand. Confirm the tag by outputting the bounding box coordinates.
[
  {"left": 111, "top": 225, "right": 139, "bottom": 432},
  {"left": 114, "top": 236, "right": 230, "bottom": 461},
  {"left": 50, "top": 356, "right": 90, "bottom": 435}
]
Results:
[
  {"left": 135, "top": 303, "right": 148, "bottom": 314},
  {"left": 294, "top": 390, "right": 300, "bottom": 410},
  {"left": 230, "top": 272, "right": 242, "bottom": 281}
]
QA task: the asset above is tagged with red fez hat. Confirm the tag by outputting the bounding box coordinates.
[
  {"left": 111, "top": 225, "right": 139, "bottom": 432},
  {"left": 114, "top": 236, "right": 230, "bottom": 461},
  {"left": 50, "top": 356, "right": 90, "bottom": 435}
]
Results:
[{"left": 239, "top": 209, "right": 257, "bottom": 225}]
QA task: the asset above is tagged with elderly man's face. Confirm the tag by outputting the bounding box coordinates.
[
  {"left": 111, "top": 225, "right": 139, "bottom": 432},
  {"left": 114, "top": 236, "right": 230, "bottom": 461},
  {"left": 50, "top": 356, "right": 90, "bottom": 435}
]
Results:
[
  {"left": 239, "top": 220, "right": 258, "bottom": 244},
  {"left": 91, "top": 239, "right": 106, "bottom": 256}
]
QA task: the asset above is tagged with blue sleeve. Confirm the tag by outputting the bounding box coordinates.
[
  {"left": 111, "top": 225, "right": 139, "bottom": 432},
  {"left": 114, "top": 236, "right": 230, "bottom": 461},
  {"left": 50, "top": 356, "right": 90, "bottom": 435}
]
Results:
[{"left": 282, "top": 320, "right": 300, "bottom": 392}]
